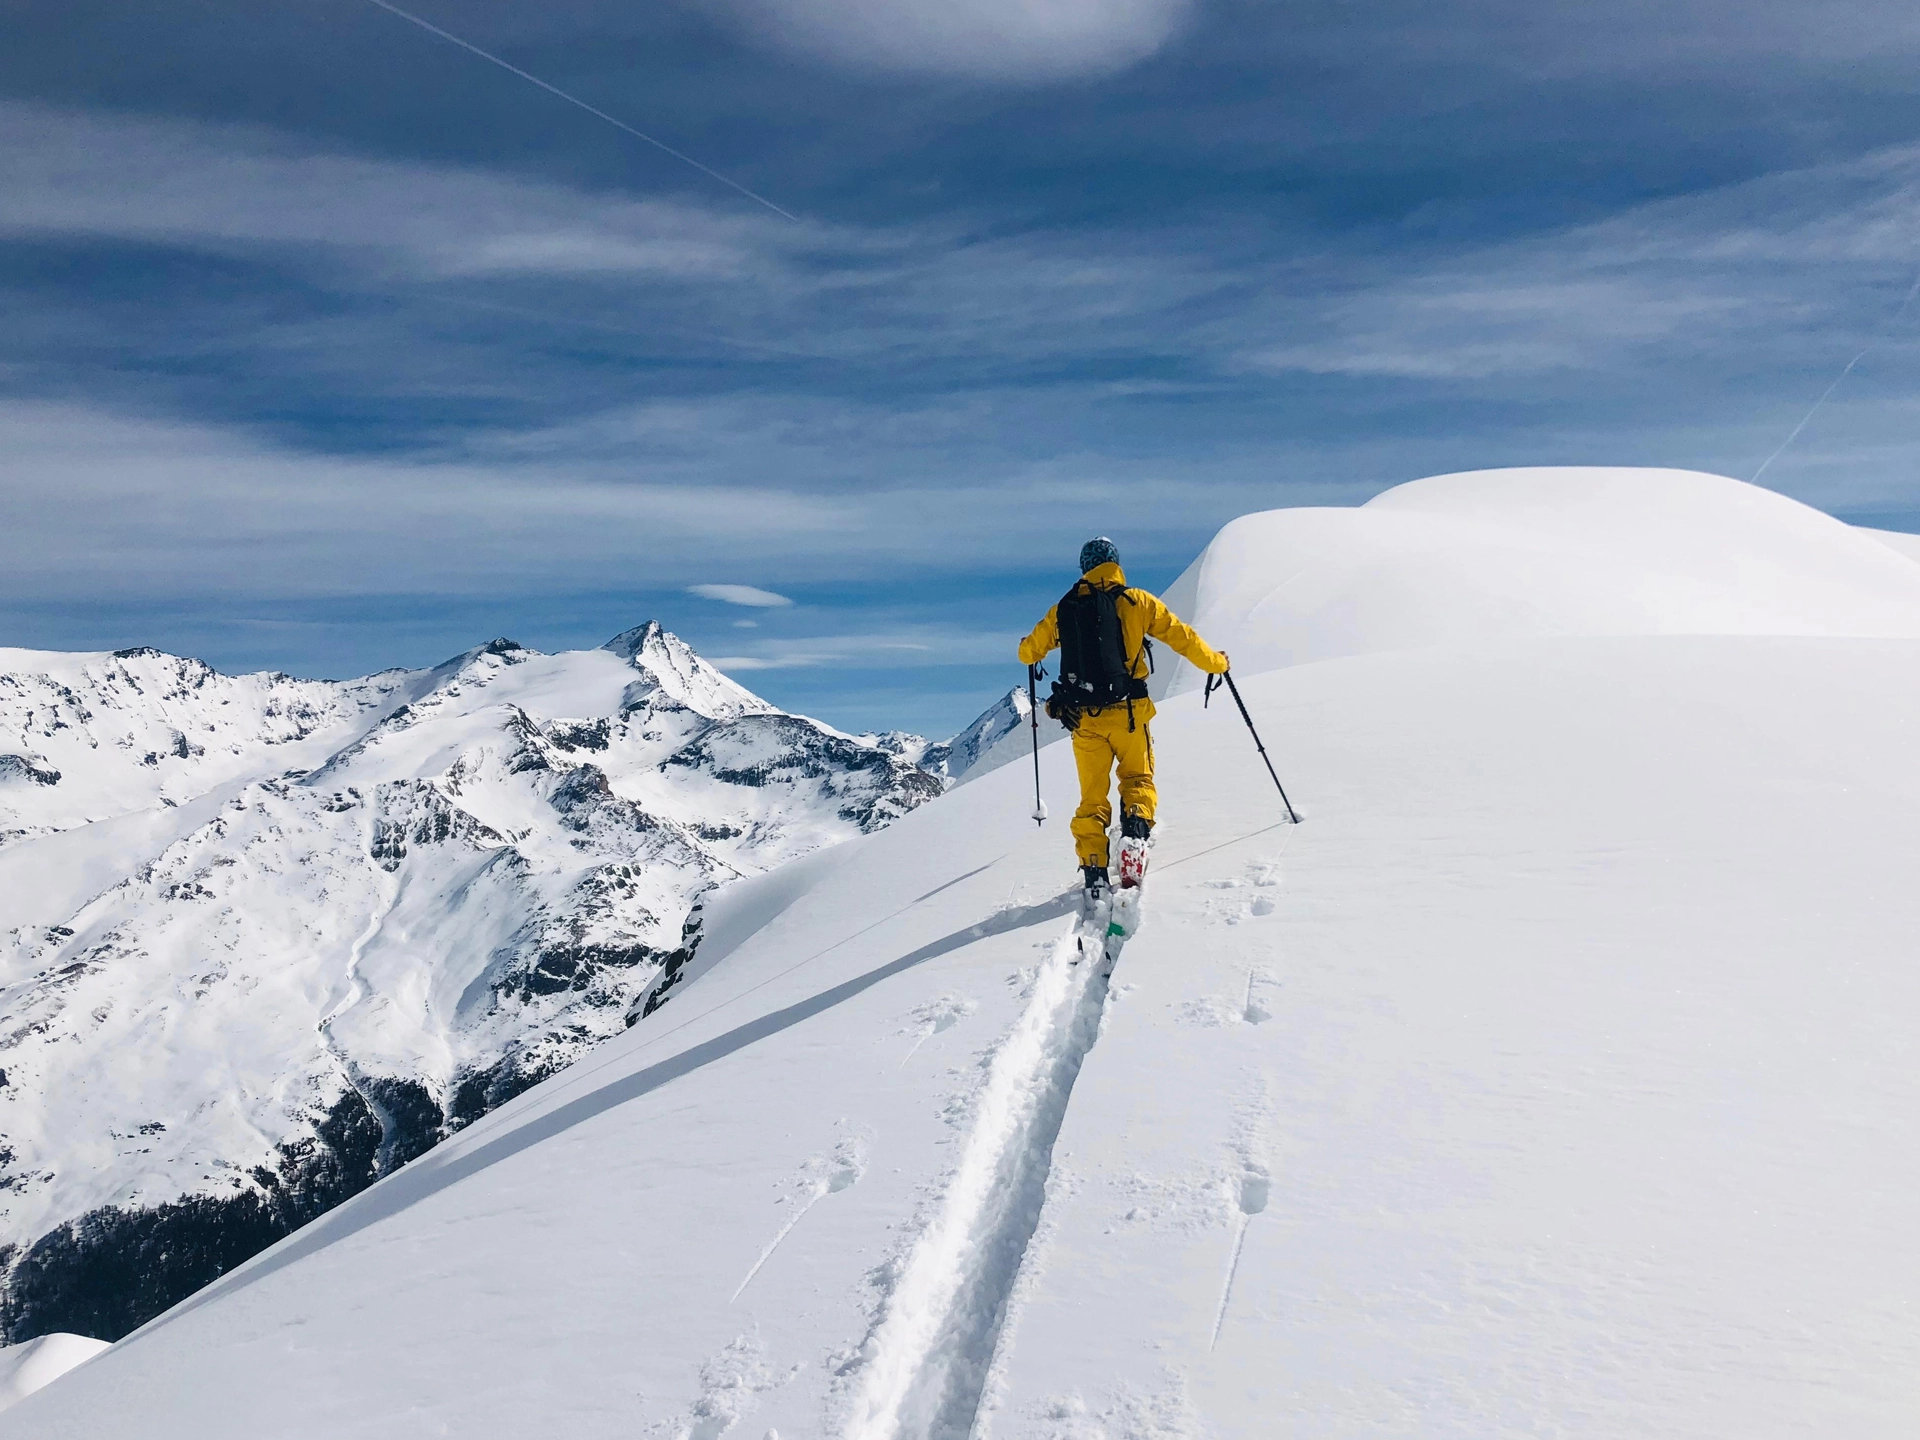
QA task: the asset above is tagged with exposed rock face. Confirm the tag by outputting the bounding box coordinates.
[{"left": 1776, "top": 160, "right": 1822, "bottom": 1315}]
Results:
[
  {"left": 0, "top": 624, "right": 954, "bottom": 1342},
  {"left": 917, "top": 686, "right": 1029, "bottom": 781},
  {"left": 0, "top": 759, "right": 60, "bottom": 789}
]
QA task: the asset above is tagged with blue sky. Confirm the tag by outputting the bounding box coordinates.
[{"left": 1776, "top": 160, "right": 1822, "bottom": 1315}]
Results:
[{"left": 6, "top": 0, "right": 1920, "bottom": 736}]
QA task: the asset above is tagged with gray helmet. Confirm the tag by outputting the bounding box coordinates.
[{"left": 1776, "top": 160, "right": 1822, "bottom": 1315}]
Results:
[{"left": 1079, "top": 536, "right": 1119, "bottom": 574}]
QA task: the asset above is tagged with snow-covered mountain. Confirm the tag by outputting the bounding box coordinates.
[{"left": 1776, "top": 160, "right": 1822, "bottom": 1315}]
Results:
[
  {"left": 861, "top": 688, "right": 1030, "bottom": 786},
  {"left": 0, "top": 622, "right": 946, "bottom": 1344},
  {"left": 925, "top": 687, "right": 1031, "bottom": 782},
  {"left": 15, "top": 468, "right": 1920, "bottom": 1438}
]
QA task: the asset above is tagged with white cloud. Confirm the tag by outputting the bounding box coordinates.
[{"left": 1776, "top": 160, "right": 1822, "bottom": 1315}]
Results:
[
  {"left": 0, "top": 396, "right": 1278, "bottom": 610},
  {"left": 1242, "top": 281, "right": 1740, "bottom": 380},
  {"left": 707, "top": 653, "right": 825, "bottom": 671},
  {"left": 11, "top": 101, "right": 1920, "bottom": 638},
  {"left": 687, "top": 583, "right": 795, "bottom": 607},
  {"left": 1233, "top": 146, "right": 1920, "bottom": 382},
  {"left": 704, "top": 629, "right": 1008, "bottom": 671},
  {"left": 0, "top": 101, "right": 767, "bottom": 281},
  {"left": 716, "top": 0, "right": 1194, "bottom": 80}
]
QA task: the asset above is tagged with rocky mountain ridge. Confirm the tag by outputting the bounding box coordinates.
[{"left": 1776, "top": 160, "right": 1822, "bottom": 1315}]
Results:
[{"left": 0, "top": 623, "right": 957, "bottom": 1342}]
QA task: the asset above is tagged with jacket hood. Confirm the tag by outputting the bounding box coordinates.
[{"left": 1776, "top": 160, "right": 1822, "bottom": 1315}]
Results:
[{"left": 1080, "top": 561, "right": 1128, "bottom": 588}]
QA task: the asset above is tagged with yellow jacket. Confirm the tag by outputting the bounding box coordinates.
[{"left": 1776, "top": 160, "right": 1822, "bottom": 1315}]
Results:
[{"left": 1017, "top": 561, "right": 1229, "bottom": 678}]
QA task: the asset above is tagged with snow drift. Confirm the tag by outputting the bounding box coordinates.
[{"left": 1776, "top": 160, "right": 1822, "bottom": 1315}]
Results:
[
  {"left": 12, "top": 468, "right": 1920, "bottom": 1437},
  {"left": 0, "top": 1333, "right": 107, "bottom": 1415}
]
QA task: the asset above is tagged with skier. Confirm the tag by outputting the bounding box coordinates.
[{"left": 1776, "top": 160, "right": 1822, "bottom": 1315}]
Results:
[{"left": 1019, "top": 537, "right": 1230, "bottom": 901}]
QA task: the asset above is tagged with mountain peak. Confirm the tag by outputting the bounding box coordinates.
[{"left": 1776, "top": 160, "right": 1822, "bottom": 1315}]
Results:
[
  {"left": 603, "top": 622, "right": 776, "bottom": 721},
  {"left": 600, "top": 622, "right": 665, "bottom": 659}
]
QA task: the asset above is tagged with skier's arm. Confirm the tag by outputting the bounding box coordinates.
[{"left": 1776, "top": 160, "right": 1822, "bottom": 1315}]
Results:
[
  {"left": 1137, "top": 592, "right": 1229, "bottom": 673},
  {"left": 1017, "top": 607, "right": 1059, "bottom": 667}
]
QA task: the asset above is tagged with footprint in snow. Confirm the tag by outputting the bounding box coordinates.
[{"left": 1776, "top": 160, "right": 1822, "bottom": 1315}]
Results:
[
  {"left": 661, "top": 1334, "right": 796, "bottom": 1440},
  {"left": 732, "top": 1133, "right": 868, "bottom": 1302},
  {"left": 898, "top": 993, "right": 979, "bottom": 1068},
  {"left": 1241, "top": 969, "right": 1275, "bottom": 1023}
]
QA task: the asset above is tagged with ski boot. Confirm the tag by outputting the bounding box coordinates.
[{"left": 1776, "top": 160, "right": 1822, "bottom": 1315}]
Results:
[
  {"left": 1108, "top": 815, "right": 1152, "bottom": 944},
  {"left": 1075, "top": 864, "right": 1112, "bottom": 958},
  {"left": 1116, "top": 813, "right": 1153, "bottom": 890}
]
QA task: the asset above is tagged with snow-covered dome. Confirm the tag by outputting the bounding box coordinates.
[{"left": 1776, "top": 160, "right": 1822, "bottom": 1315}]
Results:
[{"left": 1154, "top": 466, "right": 1920, "bottom": 695}]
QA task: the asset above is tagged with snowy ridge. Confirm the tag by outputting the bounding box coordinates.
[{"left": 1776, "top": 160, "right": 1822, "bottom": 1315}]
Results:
[
  {"left": 0, "top": 623, "right": 945, "bottom": 1344},
  {"left": 865, "top": 687, "right": 1029, "bottom": 785},
  {"left": 13, "top": 470, "right": 1920, "bottom": 1438},
  {"left": 924, "top": 687, "right": 1030, "bottom": 783},
  {"left": 0, "top": 645, "right": 415, "bottom": 844}
]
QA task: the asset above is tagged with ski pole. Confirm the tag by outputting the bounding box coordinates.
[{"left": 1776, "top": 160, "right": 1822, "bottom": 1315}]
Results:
[
  {"left": 1027, "top": 664, "right": 1048, "bottom": 825},
  {"left": 1206, "top": 671, "right": 1299, "bottom": 824}
]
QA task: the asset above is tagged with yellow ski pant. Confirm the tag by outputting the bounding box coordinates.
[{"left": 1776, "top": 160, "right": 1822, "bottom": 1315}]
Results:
[{"left": 1069, "top": 698, "right": 1156, "bottom": 868}]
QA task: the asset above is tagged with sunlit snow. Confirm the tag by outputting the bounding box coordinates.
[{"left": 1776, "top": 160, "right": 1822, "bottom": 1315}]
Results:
[{"left": 12, "top": 468, "right": 1920, "bottom": 1438}]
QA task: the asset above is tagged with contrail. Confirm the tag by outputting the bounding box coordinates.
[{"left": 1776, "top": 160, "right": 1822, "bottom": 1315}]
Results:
[
  {"left": 1752, "top": 270, "right": 1920, "bottom": 483},
  {"left": 363, "top": 0, "right": 799, "bottom": 223}
]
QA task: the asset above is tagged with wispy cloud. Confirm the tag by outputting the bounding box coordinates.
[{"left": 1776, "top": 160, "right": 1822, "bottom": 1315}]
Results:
[
  {"left": 696, "top": 627, "right": 1001, "bottom": 673},
  {"left": 688, "top": 583, "right": 795, "bottom": 607},
  {"left": 705, "top": 653, "right": 821, "bottom": 671},
  {"left": 0, "top": 100, "right": 773, "bottom": 281},
  {"left": 12, "top": 89, "right": 1920, "bottom": 719},
  {"left": 714, "top": 0, "right": 1194, "bottom": 80},
  {"left": 1232, "top": 146, "right": 1920, "bottom": 384},
  {"left": 13, "top": 98, "right": 1920, "bottom": 420}
]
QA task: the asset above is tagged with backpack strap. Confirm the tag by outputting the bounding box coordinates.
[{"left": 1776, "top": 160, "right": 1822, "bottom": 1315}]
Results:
[{"left": 1113, "top": 587, "right": 1145, "bottom": 731}]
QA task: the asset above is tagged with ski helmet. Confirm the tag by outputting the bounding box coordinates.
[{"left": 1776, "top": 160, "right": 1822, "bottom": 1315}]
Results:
[{"left": 1079, "top": 536, "right": 1119, "bottom": 574}]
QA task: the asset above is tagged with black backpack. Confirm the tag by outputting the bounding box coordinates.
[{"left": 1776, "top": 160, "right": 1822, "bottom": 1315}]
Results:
[{"left": 1051, "top": 581, "right": 1149, "bottom": 711}]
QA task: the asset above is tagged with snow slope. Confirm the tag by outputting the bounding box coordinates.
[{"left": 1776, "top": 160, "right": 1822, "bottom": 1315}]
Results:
[
  {"left": 0, "top": 623, "right": 945, "bottom": 1343},
  {"left": 14, "top": 469, "right": 1920, "bottom": 1437},
  {"left": 0, "top": 1334, "right": 107, "bottom": 1415},
  {"left": 1862, "top": 525, "right": 1920, "bottom": 565}
]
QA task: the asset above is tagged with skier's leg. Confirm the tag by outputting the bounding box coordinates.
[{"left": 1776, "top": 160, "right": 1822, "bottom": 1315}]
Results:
[
  {"left": 1070, "top": 715, "right": 1117, "bottom": 869},
  {"left": 1115, "top": 710, "right": 1157, "bottom": 831}
]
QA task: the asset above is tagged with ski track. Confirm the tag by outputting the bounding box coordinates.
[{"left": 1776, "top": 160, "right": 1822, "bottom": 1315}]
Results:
[
  {"left": 846, "top": 922, "right": 1118, "bottom": 1440},
  {"left": 735, "top": 1138, "right": 866, "bottom": 1303},
  {"left": 1209, "top": 1217, "right": 1250, "bottom": 1352},
  {"left": 1211, "top": 1161, "right": 1271, "bottom": 1351},
  {"left": 731, "top": 1185, "right": 826, "bottom": 1304},
  {"left": 897, "top": 1033, "right": 933, "bottom": 1070}
]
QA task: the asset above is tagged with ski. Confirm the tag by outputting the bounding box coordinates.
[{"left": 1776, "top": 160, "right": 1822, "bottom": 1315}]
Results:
[
  {"left": 1108, "top": 833, "right": 1150, "bottom": 946},
  {"left": 1074, "top": 882, "right": 1113, "bottom": 966}
]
